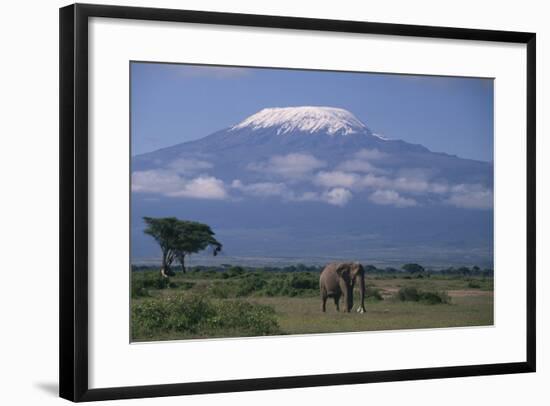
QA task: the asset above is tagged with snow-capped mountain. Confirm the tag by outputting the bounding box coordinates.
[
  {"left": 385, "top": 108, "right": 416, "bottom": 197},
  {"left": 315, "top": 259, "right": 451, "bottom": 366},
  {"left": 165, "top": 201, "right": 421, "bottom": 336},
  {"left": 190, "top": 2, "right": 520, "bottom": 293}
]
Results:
[
  {"left": 132, "top": 107, "right": 494, "bottom": 266},
  {"left": 133, "top": 106, "right": 489, "bottom": 185},
  {"left": 230, "top": 106, "right": 372, "bottom": 136}
]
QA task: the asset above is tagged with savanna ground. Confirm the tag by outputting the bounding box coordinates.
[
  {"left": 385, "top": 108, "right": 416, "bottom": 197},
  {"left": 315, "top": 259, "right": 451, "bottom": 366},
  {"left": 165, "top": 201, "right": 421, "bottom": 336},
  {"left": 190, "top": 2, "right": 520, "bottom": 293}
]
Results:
[{"left": 131, "top": 265, "right": 493, "bottom": 342}]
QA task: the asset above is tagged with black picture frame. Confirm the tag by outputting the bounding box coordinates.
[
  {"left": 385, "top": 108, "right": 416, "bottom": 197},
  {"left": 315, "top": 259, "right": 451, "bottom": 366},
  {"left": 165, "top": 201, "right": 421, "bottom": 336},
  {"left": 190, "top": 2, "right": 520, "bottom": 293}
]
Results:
[{"left": 59, "top": 3, "right": 536, "bottom": 402}]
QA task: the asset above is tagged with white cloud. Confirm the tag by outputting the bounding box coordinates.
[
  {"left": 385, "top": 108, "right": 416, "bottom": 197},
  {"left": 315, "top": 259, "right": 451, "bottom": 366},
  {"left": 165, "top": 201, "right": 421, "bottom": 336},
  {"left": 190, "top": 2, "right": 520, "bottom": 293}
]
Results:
[
  {"left": 293, "top": 191, "right": 321, "bottom": 202},
  {"left": 168, "top": 176, "right": 227, "bottom": 199},
  {"left": 314, "top": 171, "right": 359, "bottom": 188},
  {"left": 338, "top": 159, "right": 381, "bottom": 173},
  {"left": 359, "top": 173, "right": 392, "bottom": 190},
  {"left": 231, "top": 179, "right": 316, "bottom": 202},
  {"left": 368, "top": 190, "right": 417, "bottom": 208},
  {"left": 132, "top": 170, "right": 227, "bottom": 200},
  {"left": 323, "top": 188, "right": 353, "bottom": 206},
  {"left": 392, "top": 177, "right": 431, "bottom": 194},
  {"left": 338, "top": 149, "right": 386, "bottom": 174},
  {"left": 354, "top": 148, "right": 387, "bottom": 161},
  {"left": 132, "top": 170, "right": 181, "bottom": 194},
  {"left": 134, "top": 156, "right": 491, "bottom": 210},
  {"left": 247, "top": 153, "right": 325, "bottom": 179},
  {"left": 231, "top": 180, "right": 288, "bottom": 197},
  {"left": 231, "top": 179, "right": 352, "bottom": 206},
  {"left": 358, "top": 172, "right": 449, "bottom": 195},
  {"left": 167, "top": 158, "right": 213, "bottom": 173},
  {"left": 430, "top": 183, "right": 450, "bottom": 194},
  {"left": 446, "top": 184, "right": 493, "bottom": 209}
]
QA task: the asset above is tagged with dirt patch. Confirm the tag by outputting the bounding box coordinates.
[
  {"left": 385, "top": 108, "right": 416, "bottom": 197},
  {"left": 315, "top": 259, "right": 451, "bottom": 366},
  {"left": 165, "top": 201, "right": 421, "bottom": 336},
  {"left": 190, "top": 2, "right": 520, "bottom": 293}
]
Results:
[
  {"left": 448, "top": 290, "right": 493, "bottom": 298},
  {"left": 379, "top": 287, "right": 491, "bottom": 298}
]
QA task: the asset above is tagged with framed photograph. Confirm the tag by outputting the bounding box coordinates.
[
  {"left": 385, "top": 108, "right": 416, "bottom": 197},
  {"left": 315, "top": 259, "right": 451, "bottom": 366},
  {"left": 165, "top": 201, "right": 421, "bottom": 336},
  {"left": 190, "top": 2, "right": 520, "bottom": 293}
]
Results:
[{"left": 59, "top": 3, "right": 536, "bottom": 402}]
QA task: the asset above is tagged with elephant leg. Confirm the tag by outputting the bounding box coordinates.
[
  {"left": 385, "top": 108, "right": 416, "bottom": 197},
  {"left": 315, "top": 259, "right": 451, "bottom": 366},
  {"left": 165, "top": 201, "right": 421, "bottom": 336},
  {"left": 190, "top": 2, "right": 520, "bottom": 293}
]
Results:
[
  {"left": 321, "top": 294, "right": 327, "bottom": 312},
  {"left": 334, "top": 295, "right": 340, "bottom": 312}
]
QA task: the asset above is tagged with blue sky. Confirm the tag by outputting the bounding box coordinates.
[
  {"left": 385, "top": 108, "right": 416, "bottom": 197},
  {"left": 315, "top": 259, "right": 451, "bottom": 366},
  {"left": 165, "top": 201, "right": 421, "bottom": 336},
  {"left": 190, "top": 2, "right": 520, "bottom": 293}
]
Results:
[{"left": 131, "top": 62, "right": 493, "bottom": 162}]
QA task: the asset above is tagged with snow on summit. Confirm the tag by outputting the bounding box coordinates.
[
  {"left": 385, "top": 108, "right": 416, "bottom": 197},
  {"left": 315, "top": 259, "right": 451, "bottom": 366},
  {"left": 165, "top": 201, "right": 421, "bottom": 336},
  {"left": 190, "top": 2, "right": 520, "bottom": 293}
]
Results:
[{"left": 231, "top": 106, "right": 370, "bottom": 135}]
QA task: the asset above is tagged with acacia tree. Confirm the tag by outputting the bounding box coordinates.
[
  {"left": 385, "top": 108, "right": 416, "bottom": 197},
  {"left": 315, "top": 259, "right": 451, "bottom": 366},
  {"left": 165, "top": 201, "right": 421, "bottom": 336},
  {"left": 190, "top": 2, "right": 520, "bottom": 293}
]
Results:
[
  {"left": 402, "top": 263, "right": 425, "bottom": 274},
  {"left": 143, "top": 217, "right": 222, "bottom": 276},
  {"left": 143, "top": 217, "right": 180, "bottom": 276},
  {"left": 173, "top": 220, "right": 222, "bottom": 273}
]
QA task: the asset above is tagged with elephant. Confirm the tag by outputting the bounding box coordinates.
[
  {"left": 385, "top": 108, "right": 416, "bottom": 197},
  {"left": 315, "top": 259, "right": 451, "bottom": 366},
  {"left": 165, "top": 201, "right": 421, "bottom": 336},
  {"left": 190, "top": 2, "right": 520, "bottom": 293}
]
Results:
[{"left": 319, "top": 262, "right": 366, "bottom": 313}]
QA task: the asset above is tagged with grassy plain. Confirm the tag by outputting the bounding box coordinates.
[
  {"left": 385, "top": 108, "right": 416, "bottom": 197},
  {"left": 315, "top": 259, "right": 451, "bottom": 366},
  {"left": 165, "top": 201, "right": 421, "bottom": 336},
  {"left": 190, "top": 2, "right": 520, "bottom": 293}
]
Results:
[{"left": 131, "top": 267, "right": 493, "bottom": 341}]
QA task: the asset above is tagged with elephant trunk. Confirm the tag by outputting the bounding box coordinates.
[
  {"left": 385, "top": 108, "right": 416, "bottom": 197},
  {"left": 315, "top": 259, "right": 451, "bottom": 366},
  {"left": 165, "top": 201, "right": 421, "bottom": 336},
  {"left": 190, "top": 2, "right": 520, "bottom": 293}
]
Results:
[
  {"left": 345, "top": 286, "right": 354, "bottom": 312},
  {"left": 357, "top": 271, "right": 366, "bottom": 313}
]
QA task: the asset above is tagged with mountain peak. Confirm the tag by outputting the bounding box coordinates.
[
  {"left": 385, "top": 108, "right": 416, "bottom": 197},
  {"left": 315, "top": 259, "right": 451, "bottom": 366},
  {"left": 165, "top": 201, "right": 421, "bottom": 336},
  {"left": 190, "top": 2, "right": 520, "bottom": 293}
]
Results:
[{"left": 230, "top": 106, "right": 371, "bottom": 136}]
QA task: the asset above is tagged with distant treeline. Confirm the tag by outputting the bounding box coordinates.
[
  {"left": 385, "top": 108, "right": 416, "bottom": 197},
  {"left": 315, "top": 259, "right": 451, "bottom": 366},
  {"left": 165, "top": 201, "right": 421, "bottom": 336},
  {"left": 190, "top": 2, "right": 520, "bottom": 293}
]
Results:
[{"left": 131, "top": 263, "right": 493, "bottom": 277}]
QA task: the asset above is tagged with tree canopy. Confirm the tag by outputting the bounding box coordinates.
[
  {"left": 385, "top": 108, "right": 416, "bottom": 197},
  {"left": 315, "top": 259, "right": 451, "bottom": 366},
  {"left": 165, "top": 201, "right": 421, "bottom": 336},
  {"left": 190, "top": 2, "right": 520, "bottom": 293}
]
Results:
[
  {"left": 143, "top": 217, "right": 222, "bottom": 275},
  {"left": 402, "top": 263, "right": 425, "bottom": 273}
]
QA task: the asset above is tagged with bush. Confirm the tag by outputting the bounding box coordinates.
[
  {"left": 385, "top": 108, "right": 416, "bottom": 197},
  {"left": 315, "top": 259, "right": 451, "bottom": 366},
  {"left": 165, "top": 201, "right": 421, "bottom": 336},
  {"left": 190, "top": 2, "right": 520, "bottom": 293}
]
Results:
[
  {"left": 289, "top": 273, "right": 317, "bottom": 290},
  {"left": 165, "top": 296, "right": 216, "bottom": 332},
  {"left": 227, "top": 266, "right": 245, "bottom": 278},
  {"left": 365, "top": 287, "right": 383, "bottom": 301},
  {"left": 397, "top": 286, "right": 420, "bottom": 301},
  {"left": 396, "top": 287, "right": 451, "bottom": 305},
  {"left": 207, "top": 282, "right": 230, "bottom": 298},
  {"left": 263, "top": 278, "right": 287, "bottom": 297},
  {"left": 132, "top": 284, "right": 150, "bottom": 298},
  {"left": 210, "top": 301, "right": 280, "bottom": 336},
  {"left": 132, "top": 295, "right": 214, "bottom": 336},
  {"left": 261, "top": 273, "right": 318, "bottom": 297},
  {"left": 131, "top": 272, "right": 169, "bottom": 297},
  {"left": 467, "top": 280, "right": 481, "bottom": 289},
  {"left": 420, "top": 290, "right": 450, "bottom": 304},
  {"left": 132, "top": 295, "right": 281, "bottom": 338},
  {"left": 236, "top": 275, "right": 267, "bottom": 297}
]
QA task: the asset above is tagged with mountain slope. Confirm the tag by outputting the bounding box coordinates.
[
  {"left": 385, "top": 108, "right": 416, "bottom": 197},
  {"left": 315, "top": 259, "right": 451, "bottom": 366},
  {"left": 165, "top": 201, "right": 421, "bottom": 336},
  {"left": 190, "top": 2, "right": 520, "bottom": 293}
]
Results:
[{"left": 131, "top": 106, "right": 493, "bottom": 266}]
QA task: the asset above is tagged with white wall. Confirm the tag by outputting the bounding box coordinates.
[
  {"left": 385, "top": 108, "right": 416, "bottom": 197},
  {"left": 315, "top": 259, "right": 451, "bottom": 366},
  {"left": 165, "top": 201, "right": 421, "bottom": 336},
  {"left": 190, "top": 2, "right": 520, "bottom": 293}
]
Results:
[{"left": 0, "top": 0, "right": 547, "bottom": 404}]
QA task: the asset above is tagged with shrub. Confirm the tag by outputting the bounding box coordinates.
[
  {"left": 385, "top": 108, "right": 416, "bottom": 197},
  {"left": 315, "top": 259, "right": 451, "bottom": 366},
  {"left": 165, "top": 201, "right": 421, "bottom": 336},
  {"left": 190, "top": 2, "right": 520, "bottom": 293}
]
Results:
[
  {"left": 131, "top": 295, "right": 281, "bottom": 338},
  {"left": 132, "top": 284, "right": 150, "bottom": 298},
  {"left": 131, "top": 272, "right": 169, "bottom": 298},
  {"left": 211, "top": 301, "right": 280, "bottom": 336},
  {"left": 289, "top": 273, "right": 318, "bottom": 290},
  {"left": 365, "top": 287, "right": 383, "bottom": 301},
  {"left": 165, "top": 295, "right": 216, "bottom": 332},
  {"left": 226, "top": 266, "right": 245, "bottom": 278},
  {"left": 179, "top": 281, "right": 196, "bottom": 290},
  {"left": 260, "top": 274, "right": 318, "bottom": 297},
  {"left": 263, "top": 278, "right": 287, "bottom": 297},
  {"left": 236, "top": 275, "right": 267, "bottom": 297},
  {"left": 397, "top": 286, "right": 420, "bottom": 301},
  {"left": 132, "top": 299, "right": 170, "bottom": 334},
  {"left": 467, "top": 280, "right": 481, "bottom": 289},
  {"left": 420, "top": 290, "right": 451, "bottom": 304},
  {"left": 396, "top": 287, "right": 451, "bottom": 305},
  {"left": 132, "top": 295, "right": 215, "bottom": 336},
  {"left": 207, "top": 282, "right": 230, "bottom": 298}
]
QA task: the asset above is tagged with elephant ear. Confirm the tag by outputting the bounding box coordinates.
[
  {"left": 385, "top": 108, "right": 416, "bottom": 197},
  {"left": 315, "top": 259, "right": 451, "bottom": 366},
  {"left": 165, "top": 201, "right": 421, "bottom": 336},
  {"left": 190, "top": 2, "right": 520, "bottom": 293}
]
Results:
[
  {"left": 353, "top": 262, "right": 365, "bottom": 277},
  {"left": 335, "top": 263, "right": 350, "bottom": 276}
]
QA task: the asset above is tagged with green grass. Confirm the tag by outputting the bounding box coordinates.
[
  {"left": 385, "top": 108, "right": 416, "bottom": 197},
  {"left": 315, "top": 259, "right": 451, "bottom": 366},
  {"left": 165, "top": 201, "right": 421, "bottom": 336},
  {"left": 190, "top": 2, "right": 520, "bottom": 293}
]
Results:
[
  {"left": 131, "top": 268, "right": 493, "bottom": 341},
  {"left": 257, "top": 295, "right": 492, "bottom": 335}
]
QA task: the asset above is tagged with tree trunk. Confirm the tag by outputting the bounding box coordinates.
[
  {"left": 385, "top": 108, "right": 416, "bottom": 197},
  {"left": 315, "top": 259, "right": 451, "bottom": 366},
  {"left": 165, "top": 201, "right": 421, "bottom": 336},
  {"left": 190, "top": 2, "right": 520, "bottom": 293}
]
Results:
[
  {"left": 179, "top": 254, "right": 186, "bottom": 273},
  {"left": 160, "top": 250, "right": 175, "bottom": 277},
  {"left": 160, "top": 251, "right": 168, "bottom": 277}
]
